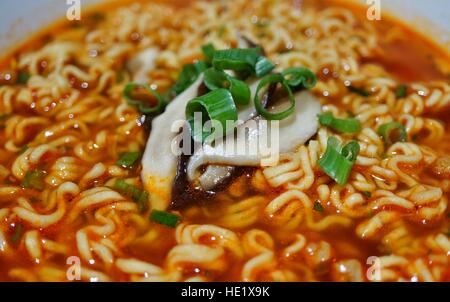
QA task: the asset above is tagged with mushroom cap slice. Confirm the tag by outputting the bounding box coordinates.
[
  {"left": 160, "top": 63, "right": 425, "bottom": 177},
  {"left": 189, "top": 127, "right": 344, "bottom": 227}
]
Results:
[
  {"left": 187, "top": 90, "right": 321, "bottom": 187},
  {"left": 141, "top": 75, "right": 203, "bottom": 210}
]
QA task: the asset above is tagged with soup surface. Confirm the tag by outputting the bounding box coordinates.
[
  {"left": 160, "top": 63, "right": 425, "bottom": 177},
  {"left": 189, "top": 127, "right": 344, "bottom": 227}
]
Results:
[{"left": 0, "top": 0, "right": 449, "bottom": 282}]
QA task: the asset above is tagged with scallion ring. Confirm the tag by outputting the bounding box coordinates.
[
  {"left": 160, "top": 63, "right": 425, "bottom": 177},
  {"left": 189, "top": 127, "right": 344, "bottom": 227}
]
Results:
[
  {"left": 10, "top": 223, "right": 24, "bottom": 244},
  {"left": 202, "top": 43, "right": 216, "bottom": 63},
  {"left": 377, "top": 122, "right": 407, "bottom": 145},
  {"left": 123, "top": 83, "right": 166, "bottom": 114},
  {"left": 341, "top": 141, "right": 360, "bottom": 162},
  {"left": 395, "top": 84, "right": 407, "bottom": 98},
  {"left": 170, "top": 61, "right": 207, "bottom": 96},
  {"left": 17, "top": 71, "right": 30, "bottom": 84},
  {"left": 318, "top": 112, "right": 361, "bottom": 134},
  {"left": 116, "top": 152, "right": 141, "bottom": 168},
  {"left": 203, "top": 68, "right": 250, "bottom": 105},
  {"left": 21, "top": 169, "right": 46, "bottom": 191},
  {"left": 150, "top": 210, "right": 181, "bottom": 228},
  {"left": 281, "top": 67, "right": 317, "bottom": 90},
  {"left": 212, "top": 47, "right": 261, "bottom": 72},
  {"left": 255, "top": 56, "right": 276, "bottom": 77},
  {"left": 114, "top": 179, "right": 149, "bottom": 213},
  {"left": 186, "top": 88, "right": 238, "bottom": 143},
  {"left": 318, "top": 136, "right": 360, "bottom": 185},
  {"left": 347, "top": 85, "right": 370, "bottom": 97},
  {"left": 254, "top": 73, "right": 295, "bottom": 120}
]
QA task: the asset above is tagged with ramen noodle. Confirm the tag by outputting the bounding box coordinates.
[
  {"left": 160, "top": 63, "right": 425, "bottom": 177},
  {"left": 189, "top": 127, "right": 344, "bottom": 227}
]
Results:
[{"left": 0, "top": 0, "right": 449, "bottom": 282}]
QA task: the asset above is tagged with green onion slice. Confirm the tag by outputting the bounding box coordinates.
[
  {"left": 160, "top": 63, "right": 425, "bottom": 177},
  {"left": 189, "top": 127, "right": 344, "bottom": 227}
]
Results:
[
  {"left": 212, "top": 47, "right": 261, "bottom": 72},
  {"left": 255, "top": 56, "right": 276, "bottom": 77},
  {"left": 318, "top": 137, "right": 360, "bottom": 185},
  {"left": 318, "top": 112, "right": 361, "bottom": 134},
  {"left": 202, "top": 43, "right": 216, "bottom": 63},
  {"left": 17, "top": 72, "right": 30, "bottom": 84},
  {"left": 116, "top": 152, "right": 141, "bottom": 168},
  {"left": 123, "top": 83, "right": 167, "bottom": 114},
  {"left": 171, "top": 61, "right": 207, "bottom": 96},
  {"left": 347, "top": 85, "right": 370, "bottom": 97},
  {"left": 203, "top": 68, "right": 250, "bottom": 105},
  {"left": 282, "top": 67, "right": 317, "bottom": 90},
  {"left": 313, "top": 201, "right": 325, "bottom": 213},
  {"left": 186, "top": 88, "right": 238, "bottom": 143},
  {"left": 10, "top": 222, "right": 24, "bottom": 244},
  {"left": 254, "top": 73, "right": 295, "bottom": 120},
  {"left": 395, "top": 84, "right": 407, "bottom": 98},
  {"left": 150, "top": 209, "right": 181, "bottom": 228},
  {"left": 18, "top": 145, "right": 29, "bottom": 154},
  {"left": 21, "top": 170, "right": 46, "bottom": 191},
  {"left": 114, "top": 179, "right": 149, "bottom": 213},
  {"left": 362, "top": 191, "right": 372, "bottom": 198},
  {"left": 377, "top": 122, "right": 407, "bottom": 145}
]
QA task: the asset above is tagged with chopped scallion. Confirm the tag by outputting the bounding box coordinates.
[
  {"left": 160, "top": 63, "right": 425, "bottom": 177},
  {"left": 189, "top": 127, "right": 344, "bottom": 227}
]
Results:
[
  {"left": 362, "top": 191, "right": 372, "bottom": 198},
  {"left": 318, "top": 137, "right": 360, "bottom": 185},
  {"left": 282, "top": 67, "right": 317, "bottom": 90},
  {"left": 201, "top": 43, "right": 216, "bottom": 63},
  {"left": 255, "top": 56, "right": 276, "bottom": 77},
  {"left": 254, "top": 73, "right": 295, "bottom": 120},
  {"left": 18, "top": 145, "right": 28, "bottom": 154},
  {"left": 395, "top": 84, "right": 407, "bottom": 98},
  {"left": 318, "top": 112, "right": 361, "bottom": 134},
  {"left": 203, "top": 68, "right": 250, "bottom": 105},
  {"left": 313, "top": 201, "right": 325, "bottom": 213},
  {"left": 377, "top": 122, "right": 407, "bottom": 145},
  {"left": 212, "top": 47, "right": 261, "bottom": 72},
  {"left": 123, "top": 83, "right": 167, "bottom": 114},
  {"left": 116, "top": 152, "right": 141, "bottom": 168},
  {"left": 10, "top": 222, "right": 24, "bottom": 244},
  {"left": 21, "top": 170, "right": 46, "bottom": 191},
  {"left": 114, "top": 179, "right": 149, "bottom": 213},
  {"left": 171, "top": 61, "right": 208, "bottom": 96},
  {"left": 347, "top": 85, "right": 370, "bottom": 97},
  {"left": 150, "top": 209, "right": 181, "bottom": 228},
  {"left": 186, "top": 88, "right": 238, "bottom": 143},
  {"left": 17, "top": 72, "right": 30, "bottom": 84}
]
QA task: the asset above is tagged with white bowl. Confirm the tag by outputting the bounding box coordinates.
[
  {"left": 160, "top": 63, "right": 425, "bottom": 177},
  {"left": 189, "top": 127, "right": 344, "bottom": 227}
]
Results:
[{"left": 0, "top": 0, "right": 449, "bottom": 55}]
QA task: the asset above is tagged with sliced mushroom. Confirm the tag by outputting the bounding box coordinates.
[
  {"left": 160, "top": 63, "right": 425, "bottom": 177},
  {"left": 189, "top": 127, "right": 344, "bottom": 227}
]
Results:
[
  {"left": 187, "top": 90, "right": 321, "bottom": 189},
  {"left": 127, "top": 48, "right": 159, "bottom": 83},
  {"left": 141, "top": 50, "right": 321, "bottom": 210},
  {"left": 186, "top": 78, "right": 271, "bottom": 192},
  {"left": 141, "top": 75, "right": 267, "bottom": 209},
  {"left": 169, "top": 78, "right": 270, "bottom": 209},
  {"left": 141, "top": 75, "right": 204, "bottom": 210},
  {"left": 198, "top": 165, "right": 235, "bottom": 190},
  {"left": 142, "top": 77, "right": 321, "bottom": 210}
]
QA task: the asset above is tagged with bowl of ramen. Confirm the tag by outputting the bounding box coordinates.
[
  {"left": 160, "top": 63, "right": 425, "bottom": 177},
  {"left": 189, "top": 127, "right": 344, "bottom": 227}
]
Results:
[{"left": 0, "top": 0, "right": 449, "bottom": 282}]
